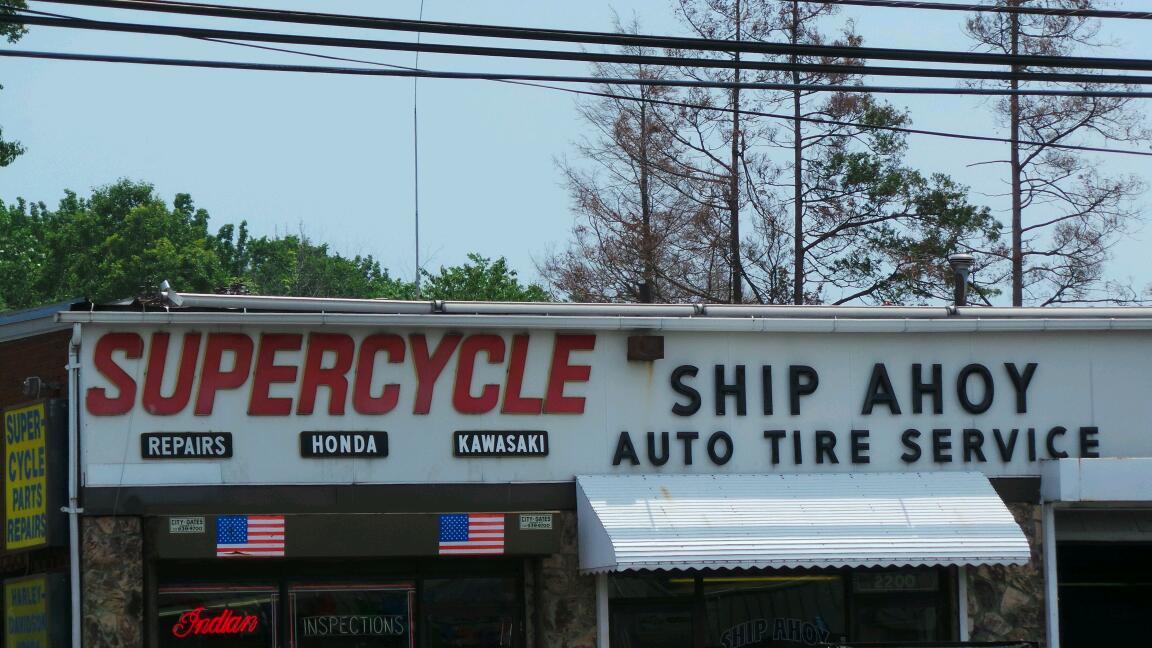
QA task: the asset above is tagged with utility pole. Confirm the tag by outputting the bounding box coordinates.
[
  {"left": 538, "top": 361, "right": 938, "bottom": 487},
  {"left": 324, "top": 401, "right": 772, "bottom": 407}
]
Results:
[
  {"left": 1009, "top": 0, "right": 1023, "bottom": 306},
  {"left": 729, "top": 0, "right": 744, "bottom": 304},
  {"left": 791, "top": 0, "right": 804, "bottom": 305}
]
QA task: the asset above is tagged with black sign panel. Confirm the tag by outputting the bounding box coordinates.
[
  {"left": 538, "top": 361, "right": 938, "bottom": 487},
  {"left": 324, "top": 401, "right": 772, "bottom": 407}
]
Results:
[
  {"left": 300, "top": 432, "right": 388, "bottom": 458},
  {"left": 141, "top": 433, "right": 233, "bottom": 459},
  {"left": 453, "top": 431, "right": 549, "bottom": 457}
]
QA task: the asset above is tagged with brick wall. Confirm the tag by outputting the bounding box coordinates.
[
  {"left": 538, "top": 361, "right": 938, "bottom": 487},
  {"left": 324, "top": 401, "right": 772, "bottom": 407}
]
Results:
[{"left": 0, "top": 329, "right": 70, "bottom": 409}]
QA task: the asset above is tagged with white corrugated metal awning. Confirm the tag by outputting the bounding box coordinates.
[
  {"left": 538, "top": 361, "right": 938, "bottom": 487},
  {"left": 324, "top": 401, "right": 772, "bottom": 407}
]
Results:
[{"left": 576, "top": 472, "right": 1031, "bottom": 573}]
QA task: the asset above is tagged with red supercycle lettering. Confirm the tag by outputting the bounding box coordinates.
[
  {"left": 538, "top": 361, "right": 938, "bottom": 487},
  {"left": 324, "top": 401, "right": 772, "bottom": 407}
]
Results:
[
  {"left": 194, "top": 333, "right": 254, "bottom": 416},
  {"left": 410, "top": 333, "right": 462, "bottom": 414},
  {"left": 352, "top": 334, "right": 405, "bottom": 415},
  {"left": 502, "top": 334, "right": 543, "bottom": 414},
  {"left": 545, "top": 334, "right": 597, "bottom": 414},
  {"left": 86, "top": 332, "right": 144, "bottom": 415},
  {"left": 297, "top": 333, "right": 355, "bottom": 415},
  {"left": 171, "top": 606, "right": 259, "bottom": 638},
  {"left": 453, "top": 334, "right": 505, "bottom": 414},
  {"left": 142, "top": 332, "right": 201, "bottom": 415},
  {"left": 248, "top": 334, "right": 303, "bottom": 415},
  {"left": 86, "top": 331, "right": 596, "bottom": 416}
]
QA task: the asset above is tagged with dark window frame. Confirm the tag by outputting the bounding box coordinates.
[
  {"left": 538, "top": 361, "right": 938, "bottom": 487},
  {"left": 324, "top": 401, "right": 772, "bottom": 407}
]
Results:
[
  {"left": 608, "top": 567, "right": 957, "bottom": 648},
  {"left": 151, "top": 558, "right": 525, "bottom": 648}
]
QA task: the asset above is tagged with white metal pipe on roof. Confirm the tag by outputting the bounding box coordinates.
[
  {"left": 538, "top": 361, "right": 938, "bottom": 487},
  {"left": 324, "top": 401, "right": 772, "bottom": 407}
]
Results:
[
  {"left": 57, "top": 309, "right": 1152, "bottom": 333},
  {"left": 440, "top": 300, "right": 699, "bottom": 317},
  {"left": 156, "top": 286, "right": 1152, "bottom": 319},
  {"left": 160, "top": 290, "right": 435, "bottom": 314},
  {"left": 702, "top": 304, "right": 950, "bottom": 318}
]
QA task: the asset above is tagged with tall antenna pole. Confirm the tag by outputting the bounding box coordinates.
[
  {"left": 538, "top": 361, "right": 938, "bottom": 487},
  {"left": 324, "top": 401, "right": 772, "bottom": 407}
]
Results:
[{"left": 413, "top": 0, "right": 426, "bottom": 297}]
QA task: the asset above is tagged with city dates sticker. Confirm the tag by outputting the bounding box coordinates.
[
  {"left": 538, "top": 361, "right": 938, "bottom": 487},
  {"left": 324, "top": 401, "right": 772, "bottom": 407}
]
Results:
[
  {"left": 169, "top": 517, "right": 206, "bottom": 534},
  {"left": 519, "top": 513, "right": 553, "bottom": 530}
]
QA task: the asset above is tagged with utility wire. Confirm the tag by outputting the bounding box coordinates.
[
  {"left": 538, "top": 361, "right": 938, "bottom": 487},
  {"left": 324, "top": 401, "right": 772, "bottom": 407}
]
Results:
[
  {"left": 11, "top": 12, "right": 1152, "bottom": 86},
  {"left": 813, "top": 0, "right": 1152, "bottom": 20},
  {"left": 12, "top": 7, "right": 1152, "bottom": 159},
  {"left": 9, "top": 48, "right": 1152, "bottom": 98},
  {"left": 27, "top": 0, "right": 1152, "bottom": 71},
  {"left": 6, "top": 47, "right": 1152, "bottom": 98}
]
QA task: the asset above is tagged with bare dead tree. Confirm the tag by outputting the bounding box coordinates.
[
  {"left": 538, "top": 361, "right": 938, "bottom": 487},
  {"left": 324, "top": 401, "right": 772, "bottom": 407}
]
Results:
[
  {"left": 670, "top": 0, "right": 788, "bottom": 303},
  {"left": 547, "top": 4, "right": 1003, "bottom": 306},
  {"left": 966, "top": 0, "right": 1148, "bottom": 306},
  {"left": 540, "top": 20, "right": 729, "bottom": 303}
]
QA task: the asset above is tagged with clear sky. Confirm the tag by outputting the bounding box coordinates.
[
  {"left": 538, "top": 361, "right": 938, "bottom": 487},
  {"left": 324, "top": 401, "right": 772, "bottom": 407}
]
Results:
[{"left": 2, "top": 0, "right": 1150, "bottom": 300}]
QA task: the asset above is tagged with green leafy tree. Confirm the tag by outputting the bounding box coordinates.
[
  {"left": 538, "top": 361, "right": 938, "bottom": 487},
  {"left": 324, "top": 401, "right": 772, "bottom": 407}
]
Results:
[
  {"left": 216, "top": 225, "right": 413, "bottom": 299},
  {"left": 0, "top": 197, "right": 48, "bottom": 310},
  {"left": 764, "top": 104, "right": 1004, "bottom": 305},
  {"left": 1, "top": 0, "right": 28, "bottom": 167},
  {"left": 37, "top": 180, "right": 227, "bottom": 303},
  {"left": 0, "top": 179, "right": 552, "bottom": 309},
  {"left": 420, "top": 254, "right": 552, "bottom": 302}
]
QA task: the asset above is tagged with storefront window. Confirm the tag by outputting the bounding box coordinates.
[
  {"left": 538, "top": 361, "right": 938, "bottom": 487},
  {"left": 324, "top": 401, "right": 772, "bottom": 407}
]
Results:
[
  {"left": 289, "top": 583, "right": 415, "bottom": 648},
  {"left": 704, "top": 575, "right": 845, "bottom": 648},
  {"left": 611, "top": 601, "right": 695, "bottom": 648},
  {"left": 610, "top": 568, "right": 952, "bottom": 648},
  {"left": 158, "top": 586, "right": 278, "bottom": 647},
  {"left": 421, "top": 577, "right": 518, "bottom": 648},
  {"left": 850, "top": 569, "right": 947, "bottom": 642}
]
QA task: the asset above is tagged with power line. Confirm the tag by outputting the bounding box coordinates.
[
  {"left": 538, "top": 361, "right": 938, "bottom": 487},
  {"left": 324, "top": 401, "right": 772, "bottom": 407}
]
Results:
[
  {"left": 108, "top": 26, "right": 1152, "bottom": 159},
  {"left": 11, "top": 8, "right": 1152, "bottom": 158},
  {"left": 9, "top": 48, "right": 1152, "bottom": 98},
  {"left": 816, "top": 0, "right": 1152, "bottom": 20},
  {"left": 123, "top": 36, "right": 1152, "bottom": 159},
  {"left": 11, "top": 11, "right": 1152, "bottom": 86},
  {"left": 27, "top": 0, "right": 1152, "bottom": 72}
]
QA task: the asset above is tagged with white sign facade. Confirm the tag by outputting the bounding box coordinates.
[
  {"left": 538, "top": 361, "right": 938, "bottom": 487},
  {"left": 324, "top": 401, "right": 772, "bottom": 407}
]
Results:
[{"left": 78, "top": 323, "right": 1152, "bottom": 487}]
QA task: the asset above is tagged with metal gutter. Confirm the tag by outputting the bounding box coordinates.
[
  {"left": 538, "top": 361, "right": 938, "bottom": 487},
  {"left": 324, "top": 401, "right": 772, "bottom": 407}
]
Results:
[
  {"left": 0, "top": 299, "right": 81, "bottom": 343},
  {"left": 157, "top": 287, "right": 1152, "bottom": 320},
  {"left": 56, "top": 310, "right": 1152, "bottom": 333},
  {"left": 66, "top": 324, "right": 83, "bottom": 648}
]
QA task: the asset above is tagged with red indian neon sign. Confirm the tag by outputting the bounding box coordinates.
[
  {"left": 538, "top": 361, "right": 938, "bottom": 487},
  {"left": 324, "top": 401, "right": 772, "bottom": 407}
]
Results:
[{"left": 171, "top": 607, "right": 259, "bottom": 637}]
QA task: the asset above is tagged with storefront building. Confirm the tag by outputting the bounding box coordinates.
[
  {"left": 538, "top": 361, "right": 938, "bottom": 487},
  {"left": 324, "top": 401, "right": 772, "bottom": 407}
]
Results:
[
  {"left": 32, "top": 295, "right": 1152, "bottom": 646},
  {"left": 0, "top": 301, "right": 79, "bottom": 648}
]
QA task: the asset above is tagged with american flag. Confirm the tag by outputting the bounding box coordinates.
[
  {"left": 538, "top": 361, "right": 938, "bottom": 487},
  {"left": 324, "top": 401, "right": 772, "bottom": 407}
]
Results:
[
  {"left": 216, "top": 515, "right": 285, "bottom": 557},
  {"left": 438, "top": 513, "right": 505, "bottom": 555}
]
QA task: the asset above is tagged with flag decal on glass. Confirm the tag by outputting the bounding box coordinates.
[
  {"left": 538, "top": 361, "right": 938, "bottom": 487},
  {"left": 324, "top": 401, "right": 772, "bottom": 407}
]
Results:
[
  {"left": 438, "top": 513, "right": 505, "bottom": 555},
  {"left": 216, "top": 515, "right": 285, "bottom": 557}
]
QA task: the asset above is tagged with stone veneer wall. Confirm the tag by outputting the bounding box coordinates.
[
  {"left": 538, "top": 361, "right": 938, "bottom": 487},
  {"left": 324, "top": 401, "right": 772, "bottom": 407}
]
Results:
[
  {"left": 967, "top": 502, "right": 1045, "bottom": 646},
  {"left": 536, "top": 511, "right": 597, "bottom": 648},
  {"left": 83, "top": 516, "right": 144, "bottom": 648}
]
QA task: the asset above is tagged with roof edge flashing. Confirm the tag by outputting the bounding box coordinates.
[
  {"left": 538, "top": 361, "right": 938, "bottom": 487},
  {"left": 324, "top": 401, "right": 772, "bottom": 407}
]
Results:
[{"left": 154, "top": 288, "right": 1152, "bottom": 320}]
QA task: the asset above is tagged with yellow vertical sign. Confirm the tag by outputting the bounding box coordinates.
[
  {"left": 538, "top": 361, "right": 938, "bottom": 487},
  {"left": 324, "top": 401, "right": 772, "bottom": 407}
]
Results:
[
  {"left": 4, "top": 575, "right": 48, "bottom": 648},
  {"left": 4, "top": 403, "right": 48, "bottom": 550}
]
